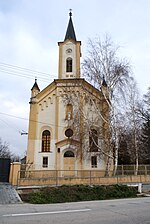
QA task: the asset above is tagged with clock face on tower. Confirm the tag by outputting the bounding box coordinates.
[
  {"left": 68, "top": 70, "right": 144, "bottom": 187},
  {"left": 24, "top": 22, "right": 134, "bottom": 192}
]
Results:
[{"left": 66, "top": 48, "right": 72, "bottom": 54}]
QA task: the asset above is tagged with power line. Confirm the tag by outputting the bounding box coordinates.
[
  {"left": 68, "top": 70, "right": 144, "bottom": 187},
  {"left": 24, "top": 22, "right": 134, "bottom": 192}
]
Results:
[
  {"left": 0, "top": 112, "right": 66, "bottom": 128},
  {"left": 0, "top": 118, "right": 21, "bottom": 134},
  {"left": 0, "top": 61, "right": 57, "bottom": 83},
  {"left": 0, "top": 118, "right": 29, "bottom": 136},
  {"left": 0, "top": 62, "right": 54, "bottom": 78},
  {"left": 0, "top": 68, "right": 51, "bottom": 83}
]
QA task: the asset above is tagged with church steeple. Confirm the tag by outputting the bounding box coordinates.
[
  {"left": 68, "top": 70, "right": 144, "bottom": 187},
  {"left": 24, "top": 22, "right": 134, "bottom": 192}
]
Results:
[
  {"left": 31, "top": 78, "right": 40, "bottom": 92},
  {"left": 58, "top": 11, "right": 81, "bottom": 79},
  {"left": 30, "top": 78, "right": 40, "bottom": 103},
  {"left": 64, "top": 10, "right": 76, "bottom": 41}
]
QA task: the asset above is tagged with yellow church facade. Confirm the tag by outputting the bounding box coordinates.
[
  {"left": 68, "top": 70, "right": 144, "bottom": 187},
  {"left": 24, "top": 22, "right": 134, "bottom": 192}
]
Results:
[{"left": 26, "top": 12, "right": 110, "bottom": 174}]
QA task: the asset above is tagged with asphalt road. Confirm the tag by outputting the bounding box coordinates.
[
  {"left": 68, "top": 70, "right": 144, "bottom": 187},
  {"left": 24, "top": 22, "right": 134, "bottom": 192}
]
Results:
[{"left": 0, "top": 197, "right": 150, "bottom": 224}]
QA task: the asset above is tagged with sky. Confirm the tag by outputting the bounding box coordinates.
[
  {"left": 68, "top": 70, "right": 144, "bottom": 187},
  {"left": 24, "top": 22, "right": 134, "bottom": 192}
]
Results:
[{"left": 0, "top": 0, "right": 150, "bottom": 157}]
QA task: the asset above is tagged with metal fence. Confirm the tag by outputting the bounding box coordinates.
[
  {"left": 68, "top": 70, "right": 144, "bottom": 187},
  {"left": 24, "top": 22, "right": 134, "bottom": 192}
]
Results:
[
  {"left": 116, "top": 165, "right": 150, "bottom": 176},
  {"left": 20, "top": 164, "right": 150, "bottom": 177},
  {"left": 17, "top": 164, "right": 150, "bottom": 187}
]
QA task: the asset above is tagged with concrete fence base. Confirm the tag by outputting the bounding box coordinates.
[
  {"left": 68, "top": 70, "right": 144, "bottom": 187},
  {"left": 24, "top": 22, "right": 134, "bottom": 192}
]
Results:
[{"left": 17, "top": 173, "right": 150, "bottom": 188}]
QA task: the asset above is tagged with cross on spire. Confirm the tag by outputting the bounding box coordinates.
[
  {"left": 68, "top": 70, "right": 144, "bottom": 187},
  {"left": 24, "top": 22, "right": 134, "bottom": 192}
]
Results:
[{"left": 69, "top": 9, "right": 72, "bottom": 17}]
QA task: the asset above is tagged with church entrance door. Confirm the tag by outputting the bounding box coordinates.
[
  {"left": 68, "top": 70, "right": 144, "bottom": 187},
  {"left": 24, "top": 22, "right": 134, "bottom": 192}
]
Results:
[{"left": 63, "top": 150, "right": 75, "bottom": 176}]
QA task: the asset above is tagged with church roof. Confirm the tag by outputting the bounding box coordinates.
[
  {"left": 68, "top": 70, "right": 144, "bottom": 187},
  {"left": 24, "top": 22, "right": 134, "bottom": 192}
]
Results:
[
  {"left": 31, "top": 79, "right": 40, "bottom": 91},
  {"left": 36, "top": 78, "right": 103, "bottom": 101},
  {"left": 64, "top": 11, "right": 76, "bottom": 41}
]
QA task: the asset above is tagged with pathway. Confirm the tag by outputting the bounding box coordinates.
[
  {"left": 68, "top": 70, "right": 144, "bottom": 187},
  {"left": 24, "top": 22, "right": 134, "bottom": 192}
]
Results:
[{"left": 0, "top": 183, "right": 22, "bottom": 204}]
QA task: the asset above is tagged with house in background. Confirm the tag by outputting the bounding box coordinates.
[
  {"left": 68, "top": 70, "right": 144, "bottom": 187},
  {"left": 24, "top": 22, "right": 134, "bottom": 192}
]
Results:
[{"left": 26, "top": 12, "right": 111, "bottom": 174}]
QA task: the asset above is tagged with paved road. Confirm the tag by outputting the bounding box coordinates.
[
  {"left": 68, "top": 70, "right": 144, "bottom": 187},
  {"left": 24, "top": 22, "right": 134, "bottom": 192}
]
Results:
[{"left": 0, "top": 197, "right": 150, "bottom": 224}]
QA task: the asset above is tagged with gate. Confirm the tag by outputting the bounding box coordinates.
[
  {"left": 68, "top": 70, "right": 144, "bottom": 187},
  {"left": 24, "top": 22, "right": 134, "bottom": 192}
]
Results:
[{"left": 0, "top": 158, "right": 10, "bottom": 182}]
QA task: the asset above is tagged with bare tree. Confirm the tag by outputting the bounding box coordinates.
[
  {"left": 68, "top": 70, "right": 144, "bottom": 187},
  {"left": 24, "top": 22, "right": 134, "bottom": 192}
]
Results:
[
  {"left": 138, "top": 87, "right": 150, "bottom": 164},
  {"left": 0, "top": 138, "right": 20, "bottom": 162},
  {"left": 0, "top": 138, "right": 12, "bottom": 158},
  {"left": 124, "top": 80, "right": 142, "bottom": 174},
  {"left": 82, "top": 35, "right": 132, "bottom": 175},
  {"left": 143, "top": 87, "right": 150, "bottom": 111},
  {"left": 82, "top": 35, "right": 131, "bottom": 99}
]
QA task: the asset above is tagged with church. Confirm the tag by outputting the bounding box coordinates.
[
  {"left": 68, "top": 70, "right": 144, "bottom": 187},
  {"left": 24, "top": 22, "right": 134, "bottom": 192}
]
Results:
[{"left": 26, "top": 12, "right": 110, "bottom": 174}]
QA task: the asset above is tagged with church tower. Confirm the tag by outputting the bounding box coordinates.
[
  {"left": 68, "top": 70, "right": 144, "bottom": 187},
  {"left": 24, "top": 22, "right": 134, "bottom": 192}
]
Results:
[{"left": 58, "top": 11, "right": 81, "bottom": 79}]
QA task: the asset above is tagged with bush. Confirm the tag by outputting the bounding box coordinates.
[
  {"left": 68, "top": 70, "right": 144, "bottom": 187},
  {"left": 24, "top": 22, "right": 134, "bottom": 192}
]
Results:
[{"left": 20, "top": 184, "right": 138, "bottom": 204}]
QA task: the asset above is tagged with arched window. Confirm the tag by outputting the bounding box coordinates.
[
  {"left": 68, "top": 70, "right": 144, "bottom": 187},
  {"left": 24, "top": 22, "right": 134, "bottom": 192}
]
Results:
[
  {"left": 66, "top": 104, "right": 73, "bottom": 120},
  {"left": 89, "top": 129, "right": 98, "bottom": 152},
  {"left": 42, "top": 130, "right": 51, "bottom": 152},
  {"left": 66, "top": 58, "right": 72, "bottom": 72},
  {"left": 64, "top": 151, "right": 75, "bottom": 157}
]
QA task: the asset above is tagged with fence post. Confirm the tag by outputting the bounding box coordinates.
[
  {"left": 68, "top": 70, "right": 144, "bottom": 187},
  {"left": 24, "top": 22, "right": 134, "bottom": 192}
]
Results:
[
  {"left": 122, "top": 165, "right": 124, "bottom": 176},
  {"left": 56, "top": 170, "right": 58, "bottom": 186},
  {"left": 9, "top": 162, "right": 21, "bottom": 186},
  {"left": 117, "top": 173, "right": 119, "bottom": 184},
  {"left": 16, "top": 170, "right": 20, "bottom": 188},
  {"left": 145, "top": 165, "right": 147, "bottom": 175},
  {"left": 9, "top": 163, "right": 13, "bottom": 184},
  {"left": 90, "top": 170, "right": 91, "bottom": 185}
]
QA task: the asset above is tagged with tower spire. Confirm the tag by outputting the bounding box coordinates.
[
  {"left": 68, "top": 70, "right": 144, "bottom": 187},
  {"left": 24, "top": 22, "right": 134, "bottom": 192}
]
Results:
[
  {"left": 31, "top": 78, "right": 40, "bottom": 91},
  {"left": 64, "top": 10, "right": 76, "bottom": 41}
]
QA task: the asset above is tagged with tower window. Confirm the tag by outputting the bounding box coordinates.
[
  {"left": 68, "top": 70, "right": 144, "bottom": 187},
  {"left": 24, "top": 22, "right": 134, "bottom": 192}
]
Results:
[
  {"left": 43, "top": 157, "right": 48, "bottom": 168},
  {"left": 89, "top": 129, "right": 98, "bottom": 152},
  {"left": 66, "top": 57, "right": 72, "bottom": 72},
  {"left": 42, "top": 130, "right": 51, "bottom": 152},
  {"left": 91, "top": 156, "right": 97, "bottom": 168}
]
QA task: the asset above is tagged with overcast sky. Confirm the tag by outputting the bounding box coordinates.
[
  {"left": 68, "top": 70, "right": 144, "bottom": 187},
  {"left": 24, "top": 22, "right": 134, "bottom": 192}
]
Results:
[{"left": 0, "top": 0, "right": 150, "bottom": 157}]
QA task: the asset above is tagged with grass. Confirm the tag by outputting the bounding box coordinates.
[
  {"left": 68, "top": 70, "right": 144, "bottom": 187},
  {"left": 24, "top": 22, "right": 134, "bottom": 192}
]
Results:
[{"left": 20, "top": 184, "right": 138, "bottom": 204}]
